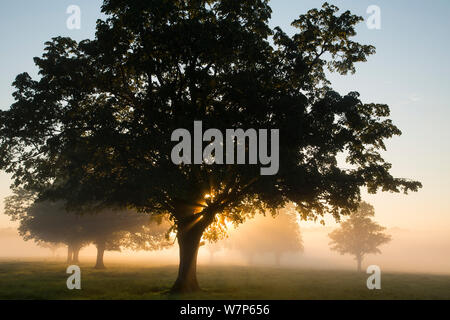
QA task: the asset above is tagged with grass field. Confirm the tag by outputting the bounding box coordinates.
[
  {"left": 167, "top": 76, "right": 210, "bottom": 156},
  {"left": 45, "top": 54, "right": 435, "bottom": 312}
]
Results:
[{"left": 1, "top": 260, "right": 450, "bottom": 300}]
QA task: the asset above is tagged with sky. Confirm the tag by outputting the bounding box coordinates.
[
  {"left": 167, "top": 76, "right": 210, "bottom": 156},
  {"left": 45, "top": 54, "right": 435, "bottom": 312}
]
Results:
[{"left": 0, "top": 0, "right": 449, "bottom": 238}]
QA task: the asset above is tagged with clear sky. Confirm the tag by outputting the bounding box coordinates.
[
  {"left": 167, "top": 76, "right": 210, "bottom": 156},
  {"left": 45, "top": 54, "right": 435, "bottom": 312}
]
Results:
[{"left": 0, "top": 0, "right": 449, "bottom": 233}]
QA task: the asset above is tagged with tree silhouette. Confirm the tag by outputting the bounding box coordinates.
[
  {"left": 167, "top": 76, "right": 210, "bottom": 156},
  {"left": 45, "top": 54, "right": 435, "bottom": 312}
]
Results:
[
  {"left": 4, "top": 190, "right": 172, "bottom": 268},
  {"left": 77, "top": 208, "right": 172, "bottom": 269},
  {"left": 4, "top": 190, "right": 87, "bottom": 263},
  {"left": 0, "top": 2, "right": 421, "bottom": 293},
  {"left": 328, "top": 202, "right": 391, "bottom": 272}
]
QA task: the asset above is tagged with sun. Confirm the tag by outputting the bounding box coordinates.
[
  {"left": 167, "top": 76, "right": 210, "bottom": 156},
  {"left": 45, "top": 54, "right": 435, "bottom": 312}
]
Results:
[{"left": 224, "top": 218, "right": 234, "bottom": 230}]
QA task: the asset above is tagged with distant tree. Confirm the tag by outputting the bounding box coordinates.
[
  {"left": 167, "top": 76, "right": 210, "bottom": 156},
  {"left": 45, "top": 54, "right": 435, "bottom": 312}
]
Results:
[
  {"left": 229, "top": 207, "right": 304, "bottom": 266},
  {"left": 38, "top": 242, "right": 64, "bottom": 258},
  {"left": 4, "top": 190, "right": 172, "bottom": 268},
  {"left": 0, "top": 1, "right": 421, "bottom": 293},
  {"left": 75, "top": 209, "right": 173, "bottom": 269},
  {"left": 271, "top": 207, "right": 305, "bottom": 265},
  {"left": 328, "top": 202, "right": 391, "bottom": 272},
  {"left": 203, "top": 239, "right": 225, "bottom": 265},
  {"left": 4, "top": 190, "right": 87, "bottom": 263}
]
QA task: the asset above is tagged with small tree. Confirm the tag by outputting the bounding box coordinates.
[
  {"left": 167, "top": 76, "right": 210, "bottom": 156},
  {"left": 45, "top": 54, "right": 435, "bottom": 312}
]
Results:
[{"left": 328, "top": 202, "right": 391, "bottom": 272}]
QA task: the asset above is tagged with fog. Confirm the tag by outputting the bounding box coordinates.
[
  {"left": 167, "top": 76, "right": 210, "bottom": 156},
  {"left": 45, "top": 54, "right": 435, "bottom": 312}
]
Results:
[{"left": 1, "top": 218, "right": 449, "bottom": 275}]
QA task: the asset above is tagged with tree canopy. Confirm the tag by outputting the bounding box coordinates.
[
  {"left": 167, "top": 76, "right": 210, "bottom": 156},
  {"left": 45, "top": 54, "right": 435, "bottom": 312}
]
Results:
[
  {"left": 328, "top": 201, "right": 392, "bottom": 272},
  {"left": 0, "top": 1, "right": 421, "bottom": 292}
]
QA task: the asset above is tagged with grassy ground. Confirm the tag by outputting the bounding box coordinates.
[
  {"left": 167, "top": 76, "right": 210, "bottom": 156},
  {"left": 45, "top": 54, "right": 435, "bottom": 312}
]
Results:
[{"left": 1, "top": 260, "right": 450, "bottom": 300}]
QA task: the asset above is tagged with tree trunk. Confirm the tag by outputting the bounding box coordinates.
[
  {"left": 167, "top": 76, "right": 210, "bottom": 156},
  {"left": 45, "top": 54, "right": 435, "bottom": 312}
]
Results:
[
  {"left": 356, "top": 255, "right": 363, "bottom": 272},
  {"left": 95, "top": 241, "right": 106, "bottom": 269},
  {"left": 170, "top": 217, "right": 210, "bottom": 294},
  {"left": 67, "top": 245, "right": 73, "bottom": 264},
  {"left": 72, "top": 246, "right": 80, "bottom": 264}
]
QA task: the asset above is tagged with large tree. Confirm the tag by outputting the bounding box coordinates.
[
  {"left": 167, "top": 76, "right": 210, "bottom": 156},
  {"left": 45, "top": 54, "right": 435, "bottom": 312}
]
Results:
[
  {"left": 328, "top": 202, "right": 392, "bottom": 272},
  {"left": 0, "top": 2, "right": 421, "bottom": 292}
]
